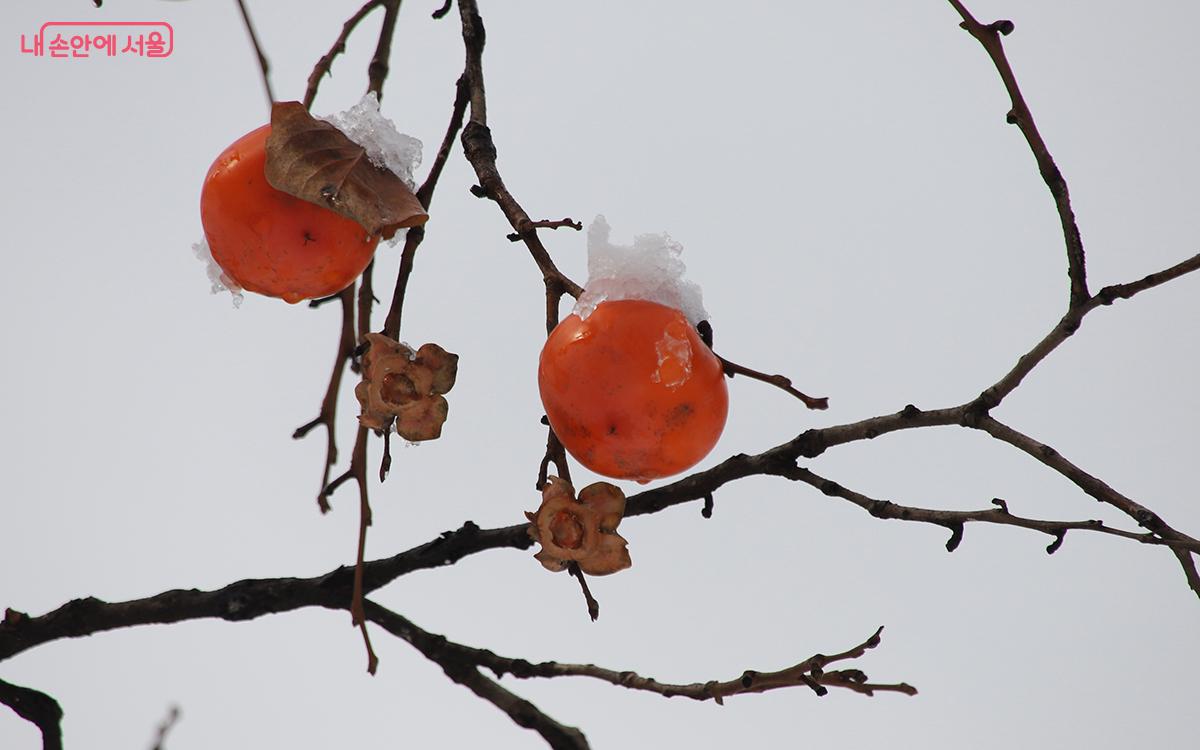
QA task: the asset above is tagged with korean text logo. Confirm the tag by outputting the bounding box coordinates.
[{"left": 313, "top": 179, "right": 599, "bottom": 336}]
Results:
[{"left": 20, "top": 22, "right": 174, "bottom": 59}]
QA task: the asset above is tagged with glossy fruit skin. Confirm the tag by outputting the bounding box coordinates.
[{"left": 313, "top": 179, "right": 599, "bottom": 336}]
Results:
[
  {"left": 538, "top": 299, "right": 729, "bottom": 482},
  {"left": 200, "top": 124, "right": 379, "bottom": 304}
]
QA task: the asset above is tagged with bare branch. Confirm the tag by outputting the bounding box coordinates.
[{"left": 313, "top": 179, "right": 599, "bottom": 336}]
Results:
[
  {"left": 367, "top": 605, "right": 914, "bottom": 704},
  {"left": 969, "top": 415, "right": 1200, "bottom": 594},
  {"left": 293, "top": 287, "right": 357, "bottom": 512},
  {"left": 946, "top": 0, "right": 1088, "bottom": 308},
  {"left": 716, "top": 351, "right": 828, "bottom": 410},
  {"left": 566, "top": 562, "right": 599, "bottom": 622},
  {"left": 1092, "top": 251, "right": 1200, "bottom": 306},
  {"left": 972, "top": 416, "right": 1199, "bottom": 547},
  {"left": 455, "top": 0, "right": 584, "bottom": 299},
  {"left": 536, "top": 419, "right": 571, "bottom": 491},
  {"left": 234, "top": 0, "right": 275, "bottom": 110},
  {"left": 321, "top": 424, "right": 379, "bottom": 674},
  {"left": 381, "top": 75, "right": 470, "bottom": 340},
  {"left": 364, "top": 602, "right": 590, "bottom": 749},
  {"left": 0, "top": 521, "right": 528, "bottom": 663},
  {"left": 148, "top": 705, "right": 181, "bottom": 750},
  {"left": 366, "top": 0, "right": 401, "bottom": 101},
  {"left": 536, "top": 286, "right": 573, "bottom": 489},
  {"left": 506, "top": 218, "right": 584, "bottom": 243},
  {"left": 416, "top": 75, "right": 471, "bottom": 209},
  {"left": 778, "top": 464, "right": 1170, "bottom": 555},
  {"left": 0, "top": 677, "right": 63, "bottom": 750},
  {"left": 303, "top": 1, "right": 385, "bottom": 110},
  {"left": 977, "top": 251, "right": 1200, "bottom": 410}
]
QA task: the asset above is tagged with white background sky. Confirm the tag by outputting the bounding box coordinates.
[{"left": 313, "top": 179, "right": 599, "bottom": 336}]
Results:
[{"left": 2, "top": 1, "right": 1198, "bottom": 748}]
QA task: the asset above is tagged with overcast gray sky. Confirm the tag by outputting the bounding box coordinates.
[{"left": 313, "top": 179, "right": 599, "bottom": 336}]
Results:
[{"left": 2, "top": 1, "right": 1198, "bottom": 748}]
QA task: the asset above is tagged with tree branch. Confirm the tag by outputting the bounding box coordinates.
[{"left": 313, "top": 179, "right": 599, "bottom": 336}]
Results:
[
  {"left": 5, "top": 252, "right": 1198, "bottom": 672},
  {"left": 455, "top": 0, "right": 583, "bottom": 299},
  {"left": 293, "top": 286, "right": 357, "bottom": 512},
  {"left": 779, "top": 465, "right": 1175, "bottom": 555},
  {"left": 148, "top": 705, "right": 181, "bottom": 750},
  {"left": 0, "top": 677, "right": 63, "bottom": 750},
  {"left": 303, "top": 1, "right": 385, "bottom": 110},
  {"left": 946, "top": 0, "right": 1088, "bottom": 308},
  {"left": 976, "top": 251, "right": 1200, "bottom": 410},
  {"left": 506, "top": 218, "right": 583, "bottom": 243},
  {"left": 366, "top": 0, "right": 401, "bottom": 101},
  {"left": 365, "top": 602, "right": 590, "bottom": 749},
  {"left": 366, "top": 604, "right": 914, "bottom": 704},
  {"left": 716, "top": 351, "right": 829, "bottom": 410},
  {"left": 234, "top": 0, "right": 275, "bottom": 111}
]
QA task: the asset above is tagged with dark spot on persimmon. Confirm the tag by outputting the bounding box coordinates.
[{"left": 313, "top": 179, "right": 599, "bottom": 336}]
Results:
[{"left": 666, "top": 403, "right": 694, "bottom": 427}]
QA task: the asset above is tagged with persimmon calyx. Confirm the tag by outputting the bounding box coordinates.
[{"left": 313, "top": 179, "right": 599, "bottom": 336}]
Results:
[
  {"left": 526, "top": 477, "right": 631, "bottom": 576},
  {"left": 354, "top": 333, "right": 459, "bottom": 441}
]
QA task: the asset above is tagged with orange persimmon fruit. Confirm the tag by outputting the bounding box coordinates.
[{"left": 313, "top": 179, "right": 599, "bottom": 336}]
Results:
[
  {"left": 538, "top": 299, "right": 728, "bottom": 482},
  {"left": 200, "top": 124, "right": 379, "bottom": 303}
]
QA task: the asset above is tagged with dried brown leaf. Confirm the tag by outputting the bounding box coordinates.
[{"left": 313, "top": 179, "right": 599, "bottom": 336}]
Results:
[{"left": 265, "top": 101, "right": 428, "bottom": 240}]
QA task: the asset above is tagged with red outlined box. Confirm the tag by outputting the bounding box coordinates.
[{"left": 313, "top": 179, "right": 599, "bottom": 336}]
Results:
[{"left": 21, "top": 22, "right": 174, "bottom": 58}]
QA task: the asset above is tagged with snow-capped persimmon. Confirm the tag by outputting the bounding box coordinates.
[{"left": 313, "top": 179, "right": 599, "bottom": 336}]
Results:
[
  {"left": 200, "top": 124, "right": 378, "bottom": 304},
  {"left": 538, "top": 299, "right": 729, "bottom": 482}
]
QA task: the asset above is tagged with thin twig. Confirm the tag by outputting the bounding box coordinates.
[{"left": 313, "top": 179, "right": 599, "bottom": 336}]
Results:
[
  {"left": 535, "top": 285, "right": 573, "bottom": 489},
  {"left": 303, "top": 1, "right": 385, "bottom": 110},
  {"left": 366, "top": 604, "right": 914, "bottom": 704},
  {"left": 946, "top": 0, "right": 1088, "bottom": 308},
  {"left": 456, "top": 0, "right": 584, "bottom": 299},
  {"left": 507, "top": 218, "right": 584, "bottom": 242},
  {"left": 380, "top": 229, "right": 424, "bottom": 340},
  {"left": 357, "top": 261, "right": 375, "bottom": 345},
  {"left": 566, "top": 562, "right": 599, "bottom": 621},
  {"left": 972, "top": 416, "right": 1191, "bottom": 540},
  {"left": 374, "top": 74, "right": 472, "bottom": 480},
  {"left": 975, "top": 251, "right": 1200, "bottom": 411},
  {"left": 366, "top": 0, "right": 402, "bottom": 101},
  {"left": 307, "top": 292, "right": 342, "bottom": 308},
  {"left": 378, "top": 75, "right": 470, "bottom": 340},
  {"left": 148, "top": 705, "right": 181, "bottom": 750},
  {"left": 323, "top": 425, "right": 379, "bottom": 674},
  {"left": 716, "top": 353, "right": 828, "bottom": 410},
  {"left": 234, "top": 0, "right": 275, "bottom": 110},
  {"left": 293, "top": 286, "right": 356, "bottom": 513},
  {"left": 416, "top": 75, "right": 471, "bottom": 209},
  {"left": 0, "top": 677, "right": 63, "bottom": 750},
  {"left": 536, "top": 420, "right": 571, "bottom": 491},
  {"left": 778, "top": 464, "right": 1170, "bottom": 555},
  {"left": 365, "top": 602, "right": 589, "bottom": 749}
]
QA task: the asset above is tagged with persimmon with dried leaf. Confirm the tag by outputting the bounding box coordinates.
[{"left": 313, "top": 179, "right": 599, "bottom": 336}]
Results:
[
  {"left": 200, "top": 124, "right": 378, "bottom": 303},
  {"left": 538, "top": 299, "right": 728, "bottom": 482}
]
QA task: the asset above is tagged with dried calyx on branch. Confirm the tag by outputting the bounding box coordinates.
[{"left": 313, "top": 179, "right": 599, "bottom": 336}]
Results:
[
  {"left": 527, "top": 477, "right": 632, "bottom": 575},
  {"left": 355, "top": 333, "right": 459, "bottom": 441}
]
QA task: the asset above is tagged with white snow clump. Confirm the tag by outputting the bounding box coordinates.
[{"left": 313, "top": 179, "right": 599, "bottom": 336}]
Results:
[
  {"left": 320, "top": 92, "right": 423, "bottom": 190},
  {"left": 573, "top": 215, "right": 708, "bottom": 325},
  {"left": 192, "top": 238, "right": 243, "bottom": 308}
]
